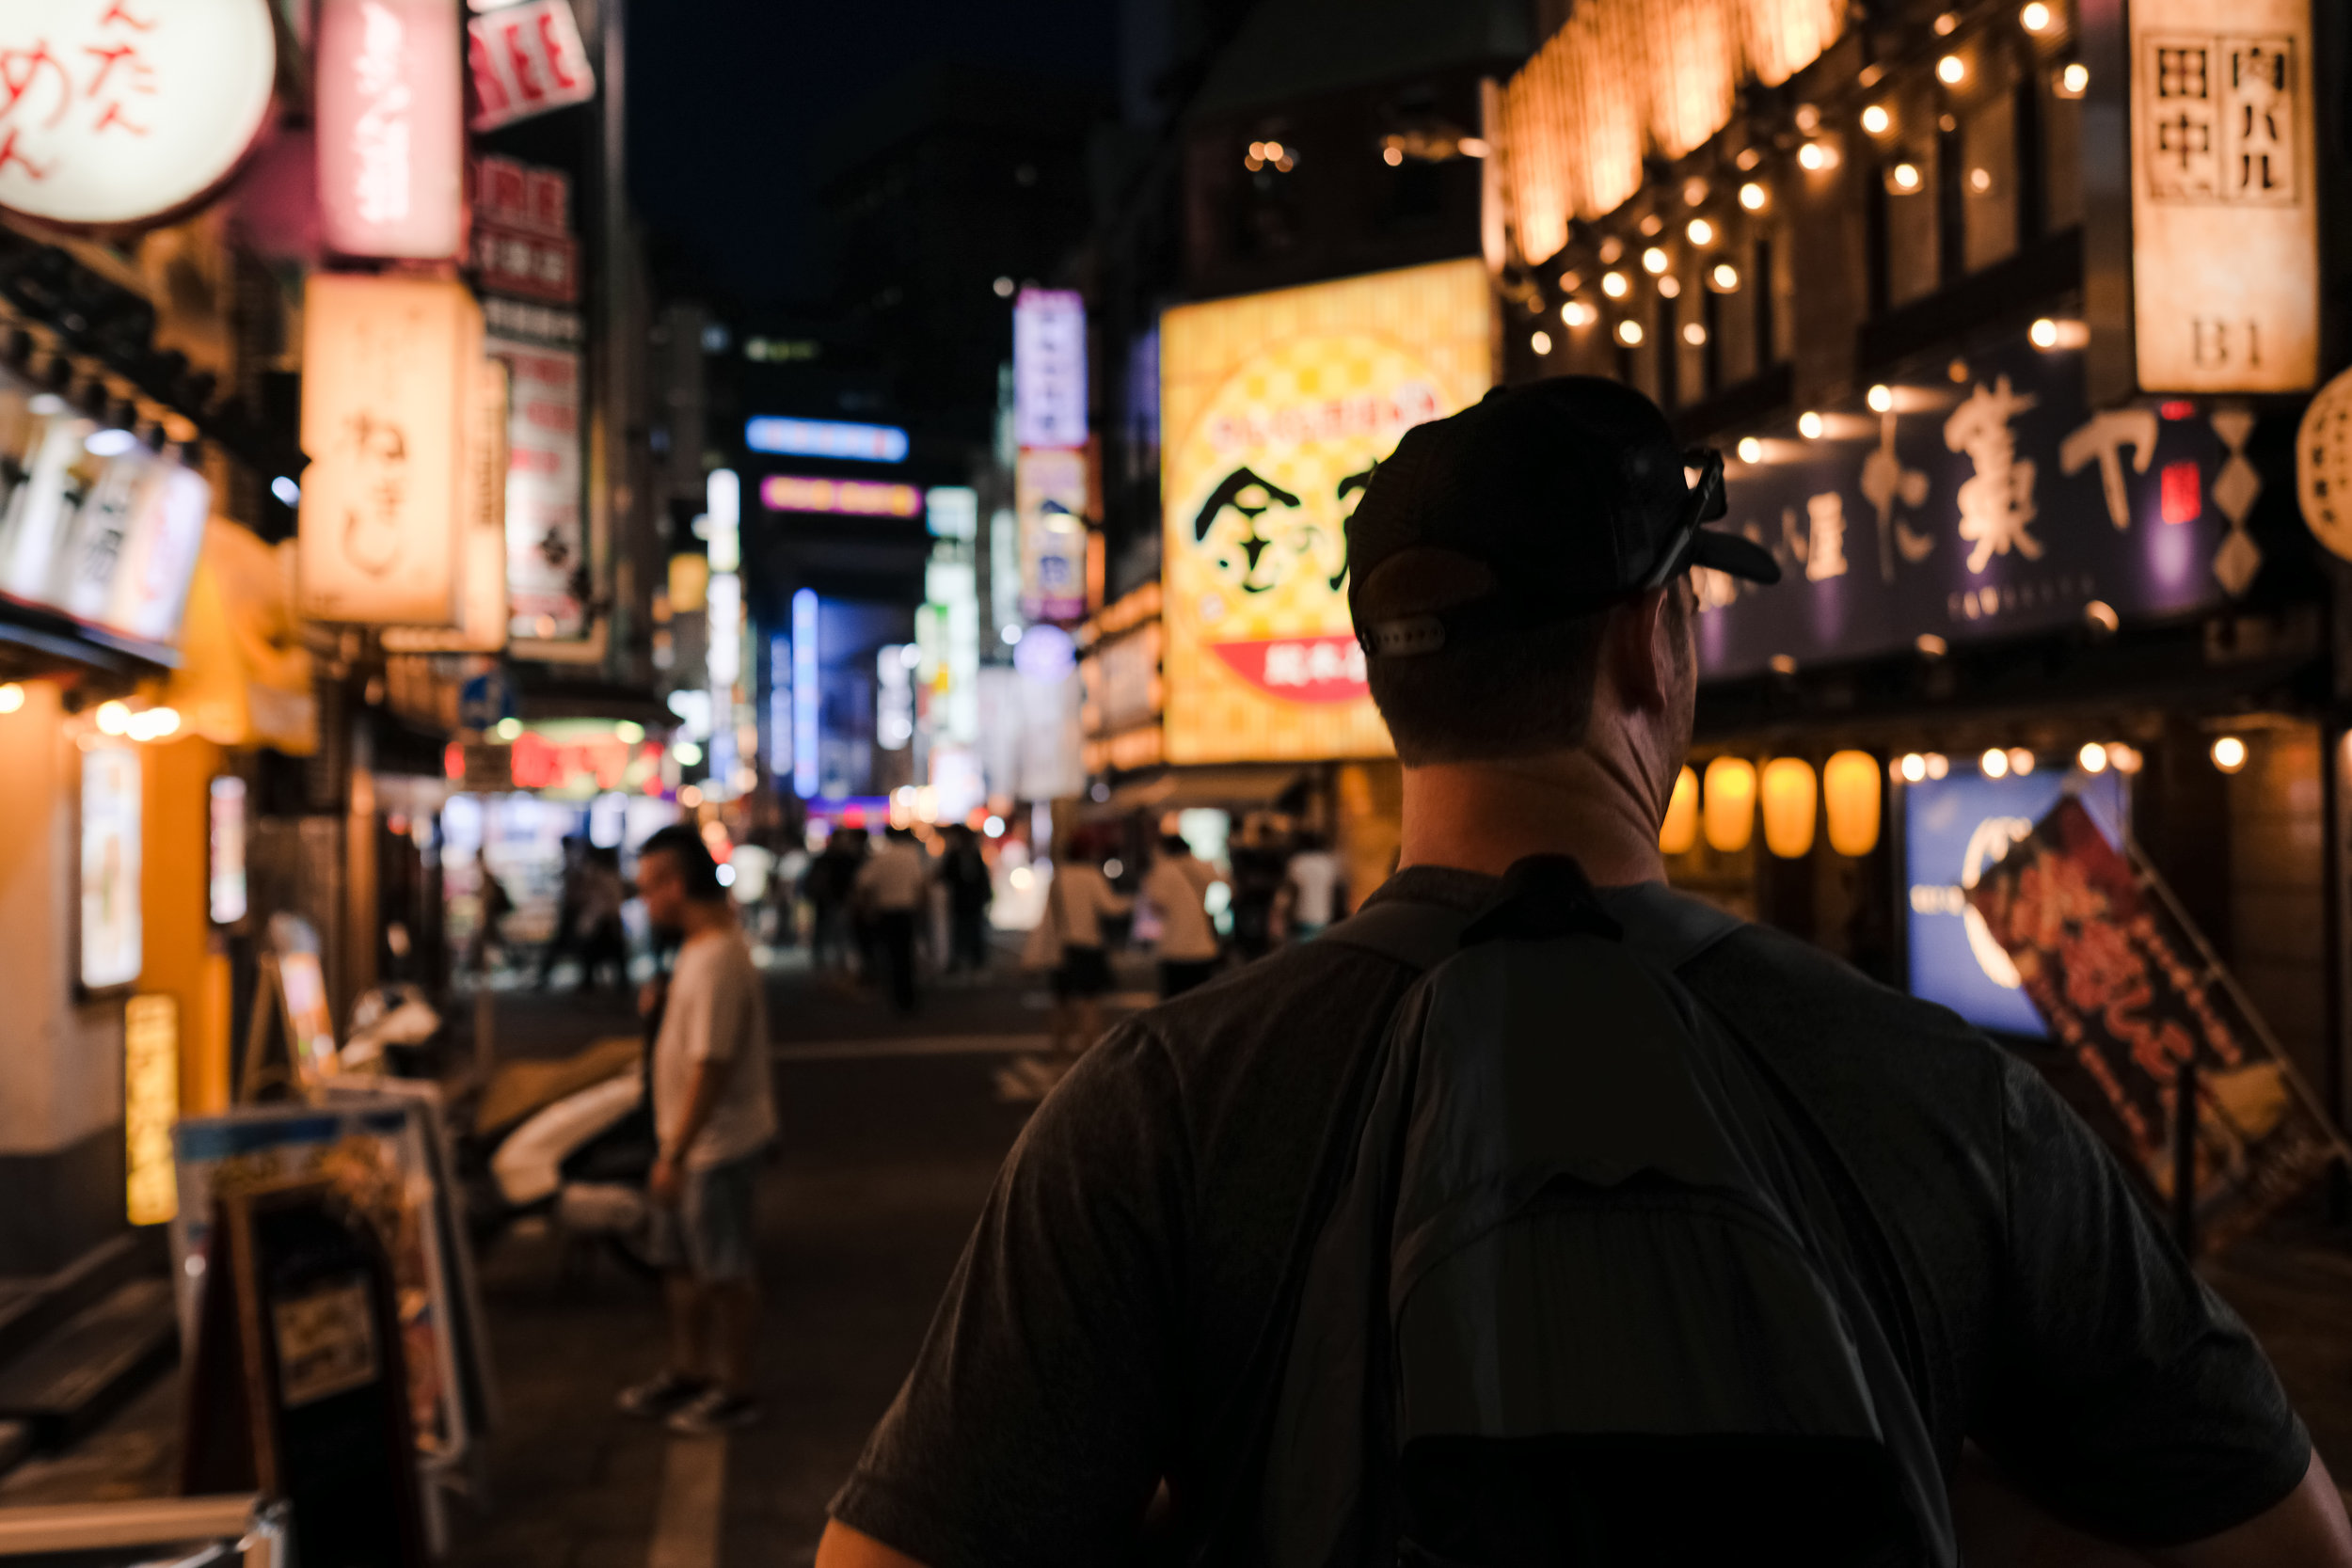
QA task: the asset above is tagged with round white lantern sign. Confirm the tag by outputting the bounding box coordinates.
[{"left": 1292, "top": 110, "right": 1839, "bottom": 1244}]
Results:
[{"left": 0, "top": 0, "right": 276, "bottom": 230}]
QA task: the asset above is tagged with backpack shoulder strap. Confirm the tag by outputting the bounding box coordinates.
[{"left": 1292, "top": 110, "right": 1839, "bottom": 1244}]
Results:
[
  {"left": 1319, "top": 898, "right": 1473, "bottom": 972},
  {"left": 1601, "top": 882, "right": 1747, "bottom": 972}
]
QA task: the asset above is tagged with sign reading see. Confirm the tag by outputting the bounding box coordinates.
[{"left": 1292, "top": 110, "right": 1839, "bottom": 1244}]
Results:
[
  {"left": 0, "top": 0, "right": 276, "bottom": 230},
  {"left": 2129, "top": 0, "right": 2316, "bottom": 393},
  {"left": 466, "top": 0, "right": 595, "bottom": 134}
]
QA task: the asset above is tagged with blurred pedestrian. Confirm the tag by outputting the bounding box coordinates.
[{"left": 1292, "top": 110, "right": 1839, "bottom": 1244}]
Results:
[
  {"left": 465, "top": 864, "right": 514, "bottom": 977},
  {"left": 1279, "top": 832, "right": 1344, "bottom": 941},
  {"left": 939, "top": 825, "right": 993, "bottom": 977},
  {"left": 576, "top": 847, "right": 629, "bottom": 991},
  {"left": 1140, "top": 833, "right": 1221, "bottom": 1000},
  {"left": 1224, "top": 820, "right": 1288, "bottom": 961},
  {"left": 1037, "top": 847, "right": 1128, "bottom": 1055},
  {"left": 815, "top": 377, "right": 2352, "bottom": 1568},
  {"left": 855, "top": 825, "right": 930, "bottom": 1013},
  {"left": 618, "top": 824, "right": 774, "bottom": 1436},
  {"left": 536, "top": 834, "right": 588, "bottom": 989},
  {"left": 805, "top": 829, "right": 864, "bottom": 974}
]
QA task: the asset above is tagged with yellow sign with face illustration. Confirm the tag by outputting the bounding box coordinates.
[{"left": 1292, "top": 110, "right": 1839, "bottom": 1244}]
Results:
[{"left": 1160, "top": 259, "right": 1494, "bottom": 764}]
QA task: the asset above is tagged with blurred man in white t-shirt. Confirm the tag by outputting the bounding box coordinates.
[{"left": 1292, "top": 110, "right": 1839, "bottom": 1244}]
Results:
[
  {"left": 1141, "top": 834, "right": 1223, "bottom": 999},
  {"left": 1279, "top": 834, "right": 1344, "bottom": 940},
  {"left": 617, "top": 824, "right": 777, "bottom": 1435}
]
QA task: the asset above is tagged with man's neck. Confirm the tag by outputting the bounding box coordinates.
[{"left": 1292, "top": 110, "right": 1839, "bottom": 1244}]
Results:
[
  {"left": 679, "top": 899, "right": 736, "bottom": 942},
  {"left": 1396, "top": 752, "right": 1667, "bottom": 888}
]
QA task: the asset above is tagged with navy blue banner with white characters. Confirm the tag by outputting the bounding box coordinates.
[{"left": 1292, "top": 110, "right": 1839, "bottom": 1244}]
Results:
[{"left": 1694, "top": 333, "right": 2240, "bottom": 681}]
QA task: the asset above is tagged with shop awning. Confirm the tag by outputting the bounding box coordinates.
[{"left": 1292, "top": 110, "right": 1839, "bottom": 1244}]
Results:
[{"left": 1097, "top": 765, "right": 1311, "bottom": 816}]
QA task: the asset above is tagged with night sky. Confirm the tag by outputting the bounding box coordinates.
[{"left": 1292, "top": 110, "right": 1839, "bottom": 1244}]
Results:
[{"left": 625, "top": 0, "right": 1120, "bottom": 309}]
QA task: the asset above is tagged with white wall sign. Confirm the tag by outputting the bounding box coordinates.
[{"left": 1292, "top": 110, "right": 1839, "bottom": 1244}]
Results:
[
  {"left": 466, "top": 0, "right": 596, "bottom": 134},
  {"left": 316, "top": 0, "right": 464, "bottom": 259},
  {"left": 81, "top": 741, "right": 140, "bottom": 991},
  {"left": 383, "top": 356, "right": 511, "bottom": 652},
  {"left": 297, "top": 275, "right": 479, "bottom": 625},
  {"left": 488, "top": 336, "right": 585, "bottom": 637},
  {"left": 2129, "top": 0, "right": 2317, "bottom": 393},
  {"left": 0, "top": 0, "right": 275, "bottom": 230},
  {"left": 1014, "top": 288, "right": 1088, "bottom": 450}
]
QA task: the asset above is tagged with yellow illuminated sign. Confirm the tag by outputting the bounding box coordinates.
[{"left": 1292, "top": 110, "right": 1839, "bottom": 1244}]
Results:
[
  {"left": 1160, "top": 259, "right": 1494, "bottom": 765},
  {"left": 124, "top": 994, "right": 179, "bottom": 1227}
]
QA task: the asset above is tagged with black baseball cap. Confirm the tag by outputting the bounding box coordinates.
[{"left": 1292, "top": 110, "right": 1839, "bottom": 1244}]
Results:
[{"left": 1347, "top": 376, "right": 1781, "bottom": 658}]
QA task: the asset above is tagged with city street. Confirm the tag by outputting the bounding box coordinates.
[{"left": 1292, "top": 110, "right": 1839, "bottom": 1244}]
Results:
[{"left": 439, "top": 952, "right": 1149, "bottom": 1568}]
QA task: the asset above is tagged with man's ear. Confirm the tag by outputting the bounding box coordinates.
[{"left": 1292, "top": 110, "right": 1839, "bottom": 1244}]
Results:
[{"left": 1609, "top": 588, "right": 1675, "bottom": 713}]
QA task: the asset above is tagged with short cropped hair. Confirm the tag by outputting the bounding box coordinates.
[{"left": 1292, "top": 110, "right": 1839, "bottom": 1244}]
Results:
[
  {"left": 638, "top": 823, "right": 725, "bottom": 901},
  {"left": 1357, "top": 550, "right": 1613, "bottom": 766}
]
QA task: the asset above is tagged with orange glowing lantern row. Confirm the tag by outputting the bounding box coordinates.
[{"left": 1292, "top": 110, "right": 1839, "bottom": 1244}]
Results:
[{"left": 1667, "top": 751, "right": 1882, "bottom": 860}]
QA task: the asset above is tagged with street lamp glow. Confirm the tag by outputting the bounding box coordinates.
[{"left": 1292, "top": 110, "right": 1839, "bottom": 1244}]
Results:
[
  {"left": 1616, "top": 319, "right": 1645, "bottom": 346},
  {"left": 1798, "top": 410, "right": 1825, "bottom": 439},
  {"left": 2078, "top": 742, "right": 2108, "bottom": 773},
  {"left": 1686, "top": 217, "right": 1714, "bottom": 245},
  {"left": 1938, "top": 55, "right": 1967, "bottom": 85},
  {"left": 1738, "top": 181, "right": 1769, "bottom": 211},
  {"left": 1601, "top": 271, "right": 1630, "bottom": 298},
  {"left": 2212, "top": 736, "right": 2248, "bottom": 773},
  {"left": 1981, "top": 747, "right": 2009, "bottom": 780},
  {"left": 1861, "top": 104, "right": 1892, "bottom": 135},
  {"left": 1736, "top": 436, "right": 1763, "bottom": 463}
]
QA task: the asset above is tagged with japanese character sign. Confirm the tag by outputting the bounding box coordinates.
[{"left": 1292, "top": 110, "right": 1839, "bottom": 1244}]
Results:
[
  {"left": 297, "top": 275, "right": 479, "bottom": 626},
  {"left": 2129, "top": 0, "right": 2317, "bottom": 393},
  {"left": 1945, "top": 375, "right": 2042, "bottom": 574},
  {"left": 1160, "top": 260, "right": 1492, "bottom": 764},
  {"left": 466, "top": 0, "right": 595, "bottom": 134},
  {"left": 0, "top": 0, "right": 275, "bottom": 229},
  {"left": 316, "top": 0, "right": 463, "bottom": 260}
]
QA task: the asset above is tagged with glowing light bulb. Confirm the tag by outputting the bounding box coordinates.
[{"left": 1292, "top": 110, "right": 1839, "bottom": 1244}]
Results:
[
  {"left": 1641, "top": 246, "right": 1669, "bottom": 275},
  {"left": 2007, "top": 748, "right": 2036, "bottom": 777},
  {"left": 1656, "top": 275, "right": 1681, "bottom": 299},
  {"left": 1616, "top": 319, "right": 1645, "bottom": 347},
  {"left": 1799, "top": 410, "right": 1824, "bottom": 439},
  {"left": 1861, "top": 104, "right": 1892, "bottom": 135},
  {"left": 0, "top": 684, "right": 23, "bottom": 715},
  {"left": 1682, "top": 322, "right": 1708, "bottom": 346},
  {"left": 1711, "top": 262, "right": 1740, "bottom": 291},
  {"left": 2078, "top": 742, "right": 2108, "bottom": 773},
  {"left": 1938, "top": 55, "right": 1966, "bottom": 85},
  {"left": 1798, "top": 142, "right": 1828, "bottom": 171},
  {"left": 1981, "top": 747, "right": 2009, "bottom": 779},
  {"left": 1563, "top": 300, "right": 1597, "bottom": 327},
  {"left": 1601, "top": 271, "right": 1630, "bottom": 298},
  {"left": 1888, "top": 162, "right": 1923, "bottom": 193},
  {"left": 1530, "top": 329, "right": 1553, "bottom": 356},
  {"left": 1686, "top": 217, "right": 1714, "bottom": 245},
  {"left": 95, "top": 700, "right": 130, "bottom": 736},
  {"left": 2061, "top": 62, "right": 2089, "bottom": 95},
  {"left": 1736, "top": 436, "right": 1763, "bottom": 464},
  {"left": 1899, "top": 752, "right": 1928, "bottom": 783},
  {"left": 1867, "top": 384, "right": 1893, "bottom": 413},
  {"left": 2030, "top": 317, "right": 2059, "bottom": 348},
  {"left": 1739, "top": 181, "right": 1768, "bottom": 211},
  {"left": 2021, "top": 1, "right": 2052, "bottom": 32},
  {"left": 2212, "top": 736, "right": 2247, "bottom": 772}
]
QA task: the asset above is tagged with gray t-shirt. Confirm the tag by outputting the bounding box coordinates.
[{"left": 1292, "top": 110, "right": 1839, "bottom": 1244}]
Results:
[
  {"left": 831, "top": 868, "right": 2307, "bottom": 1566},
  {"left": 652, "top": 927, "right": 776, "bottom": 1169}
]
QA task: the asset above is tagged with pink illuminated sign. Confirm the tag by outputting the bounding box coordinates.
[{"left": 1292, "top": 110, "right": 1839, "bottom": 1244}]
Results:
[
  {"left": 316, "top": 0, "right": 464, "bottom": 259},
  {"left": 466, "top": 0, "right": 596, "bottom": 134}
]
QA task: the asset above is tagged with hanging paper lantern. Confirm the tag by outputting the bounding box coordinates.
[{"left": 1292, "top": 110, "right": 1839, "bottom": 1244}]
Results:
[
  {"left": 1635, "top": 0, "right": 1740, "bottom": 161},
  {"left": 1738, "top": 0, "right": 1849, "bottom": 88},
  {"left": 1823, "top": 750, "right": 1883, "bottom": 857},
  {"left": 1761, "top": 756, "right": 1818, "bottom": 858},
  {"left": 1702, "top": 756, "right": 1756, "bottom": 853},
  {"left": 1660, "top": 764, "right": 1701, "bottom": 855}
]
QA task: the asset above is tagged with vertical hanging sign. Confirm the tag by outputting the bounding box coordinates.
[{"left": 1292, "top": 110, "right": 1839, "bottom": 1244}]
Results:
[
  {"left": 297, "top": 275, "right": 480, "bottom": 625},
  {"left": 2128, "top": 0, "right": 2317, "bottom": 393},
  {"left": 315, "top": 0, "right": 465, "bottom": 260}
]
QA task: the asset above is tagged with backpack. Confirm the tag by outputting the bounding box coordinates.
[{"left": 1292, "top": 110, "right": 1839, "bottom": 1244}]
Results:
[{"left": 1251, "top": 857, "right": 1956, "bottom": 1568}]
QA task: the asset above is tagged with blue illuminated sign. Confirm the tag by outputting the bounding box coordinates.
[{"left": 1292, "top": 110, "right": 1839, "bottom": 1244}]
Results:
[
  {"left": 745, "top": 416, "right": 909, "bottom": 464},
  {"left": 791, "top": 590, "right": 819, "bottom": 799},
  {"left": 1903, "top": 764, "right": 2127, "bottom": 1037}
]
